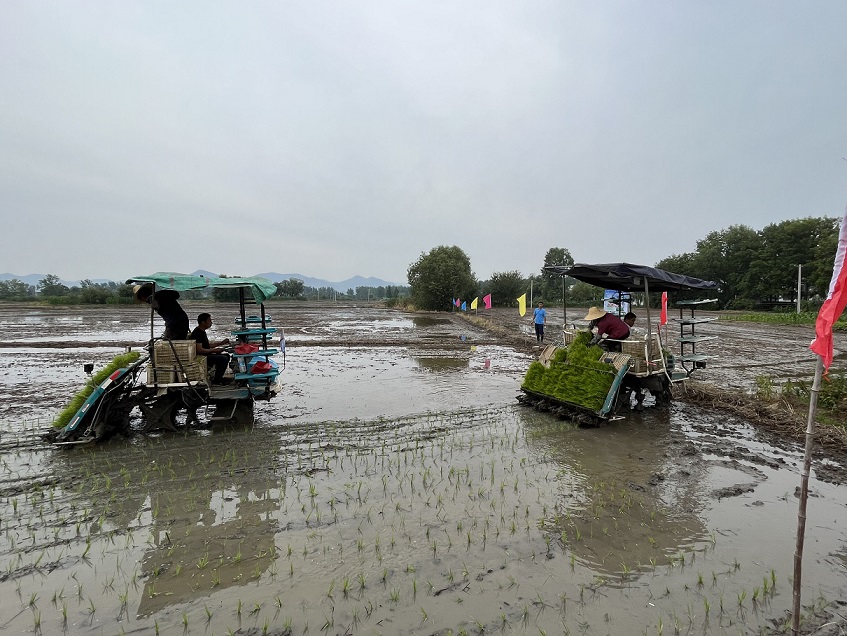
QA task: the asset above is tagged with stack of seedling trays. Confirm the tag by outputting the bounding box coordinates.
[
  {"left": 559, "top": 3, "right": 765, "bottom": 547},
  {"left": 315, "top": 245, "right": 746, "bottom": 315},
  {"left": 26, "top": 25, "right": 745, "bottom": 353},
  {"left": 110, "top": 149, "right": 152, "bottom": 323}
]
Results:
[
  {"left": 147, "top": 340, "right": 199, "bottom": 385},
  {"left": 621, "top": 336, "right": 663, "bottom": 376},
  {"left": 520, "top": 331, "right": 629, "bottom": 425}
]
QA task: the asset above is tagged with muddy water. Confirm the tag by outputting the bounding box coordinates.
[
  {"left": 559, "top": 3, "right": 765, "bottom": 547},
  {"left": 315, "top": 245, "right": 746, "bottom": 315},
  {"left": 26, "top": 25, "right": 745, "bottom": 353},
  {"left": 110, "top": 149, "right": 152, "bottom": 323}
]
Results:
[{"left": 0, "top": 304, "right": 845, "bottom": 635}]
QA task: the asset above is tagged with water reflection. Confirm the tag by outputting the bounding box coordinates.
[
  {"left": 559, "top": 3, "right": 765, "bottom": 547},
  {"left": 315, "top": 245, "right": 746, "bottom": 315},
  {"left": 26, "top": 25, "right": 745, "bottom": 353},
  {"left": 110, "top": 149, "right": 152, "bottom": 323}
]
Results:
[
  {"left": 411, "top": 317, "right": 450, "bottom": 328},
  {"left": 48, "top": 425, "right": 283, "bottom": 617},
  {"left": 413, "top": 356, "right": 469, "bottom": 372},
  {"left": 519, "top": 408, "right": 709, "bottom": 577}
]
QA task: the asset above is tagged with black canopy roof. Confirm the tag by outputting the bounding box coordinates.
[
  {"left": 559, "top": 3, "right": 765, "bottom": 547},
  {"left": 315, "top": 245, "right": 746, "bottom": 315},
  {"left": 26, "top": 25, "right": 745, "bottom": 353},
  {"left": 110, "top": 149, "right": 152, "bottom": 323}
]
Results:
[{"left": 543, "top": 262, "right": 718, "bottom": 293}]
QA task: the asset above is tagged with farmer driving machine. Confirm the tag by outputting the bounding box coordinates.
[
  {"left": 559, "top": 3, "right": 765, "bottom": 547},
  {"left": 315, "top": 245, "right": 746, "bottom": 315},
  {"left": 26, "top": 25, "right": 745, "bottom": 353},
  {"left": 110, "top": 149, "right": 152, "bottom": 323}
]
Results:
[
  {"left": 50, "top": 273, "right": 283, "bottom": 445},
  {"left": 519, "top": 263, "right": 718, "bottom": 425}
]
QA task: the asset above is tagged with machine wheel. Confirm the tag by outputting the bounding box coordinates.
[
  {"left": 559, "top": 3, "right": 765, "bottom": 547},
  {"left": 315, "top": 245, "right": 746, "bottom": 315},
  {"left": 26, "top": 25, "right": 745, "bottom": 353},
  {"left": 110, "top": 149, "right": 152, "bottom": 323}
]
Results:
[
  {"left": 180, "top": 389, "right": 208, "bottom": 427},
  {"left": 232, "top": 400, "right": 255, "bottom": 426},
  {"left": 140, "top": 393, "right": 182, "bottom": 433},
  {"left": 654, "top": 376, "right": 673, "bottom": 407}
]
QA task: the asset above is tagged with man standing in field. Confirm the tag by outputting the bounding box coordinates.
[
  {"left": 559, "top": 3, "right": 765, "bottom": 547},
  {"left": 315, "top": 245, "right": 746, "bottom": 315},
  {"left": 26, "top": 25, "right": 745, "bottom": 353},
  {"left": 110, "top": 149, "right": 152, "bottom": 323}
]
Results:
[{"left": 533, "top": 301, "right": 547, "bottom": 344}]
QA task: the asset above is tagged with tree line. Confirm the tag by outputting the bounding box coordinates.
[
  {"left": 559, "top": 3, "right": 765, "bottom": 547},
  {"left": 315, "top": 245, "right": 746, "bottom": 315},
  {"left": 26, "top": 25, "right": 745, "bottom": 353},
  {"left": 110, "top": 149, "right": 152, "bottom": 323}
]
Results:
[
  {"left": 656, "top": 217, "right": 839, "bottom": 309},
  {"left": 7, "top": 216, "right": 838, "bottom": 309},
  {"left": 0, "top": 275, "right": 137, "bottom": 304},
  {"left": 0, "top": 274, "right": 410, "bottom": 304},
  {"left": 407, "top": 216, "right": 841, "bottom": 311}
]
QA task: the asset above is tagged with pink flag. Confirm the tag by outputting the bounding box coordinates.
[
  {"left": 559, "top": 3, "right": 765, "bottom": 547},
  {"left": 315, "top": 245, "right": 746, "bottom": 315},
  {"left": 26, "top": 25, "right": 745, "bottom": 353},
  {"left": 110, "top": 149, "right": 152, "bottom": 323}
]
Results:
[
  {"left": 810, "top": 205, "right": 847, "bottom": 370},
  {"left": 455, "top": 298, "right": 461, "bottom": 308},
  {"left": 660, "top": 292, "right": 668, "bottom": 326},
  {"left": 483, "top": 293, "right": 492, "bottom": 309}
]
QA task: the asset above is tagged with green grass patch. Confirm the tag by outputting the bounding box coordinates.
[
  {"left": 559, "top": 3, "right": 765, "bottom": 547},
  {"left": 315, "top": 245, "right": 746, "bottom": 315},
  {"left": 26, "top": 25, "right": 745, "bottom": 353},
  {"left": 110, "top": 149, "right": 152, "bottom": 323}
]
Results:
[
  {"left": 756, "top": 372, "right": 847, "bottom": 433},
  {"left": 521, "top": 331, "right": 616, "bottom": 412},
  {"left": 720, "top": 311, "right": 847, "bottom": 330},
  {"left": 52, "top": 352, "right": 141, "bottom": 428}
]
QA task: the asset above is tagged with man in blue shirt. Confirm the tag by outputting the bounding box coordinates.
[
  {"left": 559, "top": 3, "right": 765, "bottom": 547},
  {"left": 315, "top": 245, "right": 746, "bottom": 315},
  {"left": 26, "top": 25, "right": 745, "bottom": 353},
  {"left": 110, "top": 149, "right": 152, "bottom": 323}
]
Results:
[{"left": 533, "top": 301, "right": 547, "bottom": 344}]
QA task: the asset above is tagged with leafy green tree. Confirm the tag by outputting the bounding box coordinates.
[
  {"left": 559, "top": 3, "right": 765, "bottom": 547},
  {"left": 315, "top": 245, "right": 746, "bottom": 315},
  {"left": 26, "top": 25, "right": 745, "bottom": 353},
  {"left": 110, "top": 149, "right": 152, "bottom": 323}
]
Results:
[
  {"left": 114, "top": 284, "right": 136, "bottom": 303},
  {"left": 655, "top": 216, "right": 841, "bottom": 309},
  {"left": 37, "top": 274, "right": 69, "bottom": 297},
  {"left": 540, "top": 247, "right": 574, "bottom": 303},
  {"left": 212, "top": 274, "right": 243, "bottom": 302},
  {"left": 484, "top": 271, "right": 526, "bottom": 307},
  {"left": 0, "top": 279, "right": 34, "bottom": 299},
  {"left": 568, "top": 281, "right": 604, "bottom": 304},
  {"left": 408, "top": 246, "right": 477, "bottom": 311},
  {"left": 687, "top": 225, "right": 759, "bottom": 307},
  {"left": 751, "top": 217, "right": 839, "bottom": 303},
  {"left": 276, "top": 279, "right": 305, "bottom": 298},
  {"left": 656, "top": 252, "right": 697, "bottom": 276},
  {"left": 78, "top": 282, "right": 112, "bottom": 304}
]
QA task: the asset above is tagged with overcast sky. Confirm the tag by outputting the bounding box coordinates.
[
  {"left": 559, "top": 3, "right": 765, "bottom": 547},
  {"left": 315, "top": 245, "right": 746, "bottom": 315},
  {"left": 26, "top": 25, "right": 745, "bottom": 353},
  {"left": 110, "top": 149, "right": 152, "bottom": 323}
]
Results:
[{"left": 2, "top": 2, "right": 846, "bottom": 284}]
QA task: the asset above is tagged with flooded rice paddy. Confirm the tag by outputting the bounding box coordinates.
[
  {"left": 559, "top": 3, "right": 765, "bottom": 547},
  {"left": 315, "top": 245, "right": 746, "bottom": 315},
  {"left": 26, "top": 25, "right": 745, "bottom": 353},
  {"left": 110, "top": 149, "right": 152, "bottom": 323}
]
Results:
[{"left": 0, "top": 304, "right": 845, "bottom": 635}]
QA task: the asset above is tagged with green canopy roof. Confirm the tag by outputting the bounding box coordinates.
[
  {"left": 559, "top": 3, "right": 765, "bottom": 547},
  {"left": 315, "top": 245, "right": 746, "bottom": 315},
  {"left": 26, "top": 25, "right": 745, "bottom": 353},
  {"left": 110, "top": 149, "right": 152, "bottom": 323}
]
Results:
[{"left": 127, "top": 272, "right": 277, "bottom": 304}]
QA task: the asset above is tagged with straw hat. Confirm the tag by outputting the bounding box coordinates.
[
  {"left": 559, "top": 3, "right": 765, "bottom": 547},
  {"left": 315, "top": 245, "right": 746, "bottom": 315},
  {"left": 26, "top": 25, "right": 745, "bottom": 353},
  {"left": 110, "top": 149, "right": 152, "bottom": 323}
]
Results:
[
  {"left": 132, "top": 284, "right": 153, "bottom": 303},
  {"left": 583, "top": 306, "right": 607, "bottom": 321}
]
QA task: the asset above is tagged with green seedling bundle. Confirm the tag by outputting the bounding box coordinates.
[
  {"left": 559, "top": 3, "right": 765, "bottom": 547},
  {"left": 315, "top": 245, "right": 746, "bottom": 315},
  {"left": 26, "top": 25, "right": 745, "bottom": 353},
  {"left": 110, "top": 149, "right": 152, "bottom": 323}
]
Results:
[
  {"left": 52, "top": 351, "right": 141, "bottom": 429},
  {"left": 521, "top": 332, "right": 615, "bottom": 412}
]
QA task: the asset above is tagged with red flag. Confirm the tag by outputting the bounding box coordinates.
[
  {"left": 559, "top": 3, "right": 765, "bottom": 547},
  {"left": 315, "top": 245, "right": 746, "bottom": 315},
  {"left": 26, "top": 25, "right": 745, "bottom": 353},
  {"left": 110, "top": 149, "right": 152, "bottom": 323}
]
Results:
[
  {"left": 660, "top": 292, "right": 668, "bottom": 326},
  {"left": 810, "top": 205, "right": 847, "bottom": 370},
  {"left": 483, "top": 293, "right": 492, "bottom": 309}
]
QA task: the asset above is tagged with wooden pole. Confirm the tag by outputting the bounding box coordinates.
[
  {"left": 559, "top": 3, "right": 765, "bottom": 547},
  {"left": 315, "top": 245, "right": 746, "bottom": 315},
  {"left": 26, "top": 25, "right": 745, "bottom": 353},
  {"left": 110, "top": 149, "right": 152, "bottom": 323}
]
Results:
[
  {"left": 643, "top": 278, "right": 653, "bottom": 338},
  {"left": 792, "top": 355, "right": 824, "bottom": 635}
]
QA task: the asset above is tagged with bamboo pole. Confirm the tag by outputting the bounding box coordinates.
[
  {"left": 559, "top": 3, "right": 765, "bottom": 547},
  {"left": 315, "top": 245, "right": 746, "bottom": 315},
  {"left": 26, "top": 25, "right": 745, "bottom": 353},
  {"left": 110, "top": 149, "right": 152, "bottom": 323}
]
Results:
[{"left": 791, "top": 355, "right": 824, "bottom": 635}]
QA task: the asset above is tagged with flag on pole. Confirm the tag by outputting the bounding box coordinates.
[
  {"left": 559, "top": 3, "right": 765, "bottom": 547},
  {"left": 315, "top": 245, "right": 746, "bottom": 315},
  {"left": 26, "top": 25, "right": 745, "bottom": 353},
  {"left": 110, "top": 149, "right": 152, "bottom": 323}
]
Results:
[
  {"left": 483, "top": 294, "right": 492, "bottom": 309},
  {"left": 461, "top": 301, "right": 467, "bottom": 311},
  {"left": 517, "top": 293, "right": 527, "bottom": 317},
  {"left": 455, "top": 298, "right": 461, "bottom": 308},
  {"left": 810, "top": 205, "right": 847, "bottom": 370},
  {"left": 660, "top": 292, "right": 668, "bottom": 326},
  {"left": 470, "top": 297, "right": 478, "bottom": 310},
  {"left": 452, "top": 297, "right": 456, "bottom": 307}
]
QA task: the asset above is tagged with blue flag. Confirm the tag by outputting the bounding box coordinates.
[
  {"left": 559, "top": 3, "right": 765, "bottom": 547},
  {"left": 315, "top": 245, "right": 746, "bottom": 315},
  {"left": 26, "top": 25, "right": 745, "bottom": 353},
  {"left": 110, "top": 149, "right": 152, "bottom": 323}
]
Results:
[{"left": 461, "top": 301, "right": 467, "bottom": 311}]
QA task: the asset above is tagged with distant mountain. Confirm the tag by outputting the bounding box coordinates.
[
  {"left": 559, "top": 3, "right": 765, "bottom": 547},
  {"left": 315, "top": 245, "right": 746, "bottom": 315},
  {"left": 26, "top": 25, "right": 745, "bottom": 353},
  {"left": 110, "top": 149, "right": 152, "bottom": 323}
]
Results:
[
  {"left": 254, "top": 272, "right": 403, "bottom": 292},
  {"left": 189, "top": 269, "right": 220, "bottom": 279}
]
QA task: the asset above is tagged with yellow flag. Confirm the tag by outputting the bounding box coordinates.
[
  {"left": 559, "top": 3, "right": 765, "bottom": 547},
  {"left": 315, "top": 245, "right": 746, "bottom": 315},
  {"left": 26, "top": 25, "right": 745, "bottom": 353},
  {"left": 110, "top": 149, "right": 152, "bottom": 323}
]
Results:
[
  {"left": 517, "top": 293, "right": 527, "bottom": 317},
  {"left": 470, "top": 297, "right": 478, "bottom": 310}
]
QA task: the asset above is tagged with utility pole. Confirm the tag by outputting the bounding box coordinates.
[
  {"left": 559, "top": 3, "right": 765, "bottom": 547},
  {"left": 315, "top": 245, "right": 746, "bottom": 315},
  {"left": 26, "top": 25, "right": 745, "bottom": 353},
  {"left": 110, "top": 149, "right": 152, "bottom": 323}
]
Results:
[{"left": 796, "top": 264, "right": 802, "bottom": 314}]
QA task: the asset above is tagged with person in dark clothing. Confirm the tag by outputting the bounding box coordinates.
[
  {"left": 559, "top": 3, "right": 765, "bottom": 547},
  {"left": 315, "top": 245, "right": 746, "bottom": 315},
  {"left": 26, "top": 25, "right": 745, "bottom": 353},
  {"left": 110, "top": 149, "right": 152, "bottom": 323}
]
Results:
[
  {"left": 134, "top": 285, "right": 189, "bottom": 340},
  {"left": 191, "top": 313, "right": 231, "bottom": 384}
]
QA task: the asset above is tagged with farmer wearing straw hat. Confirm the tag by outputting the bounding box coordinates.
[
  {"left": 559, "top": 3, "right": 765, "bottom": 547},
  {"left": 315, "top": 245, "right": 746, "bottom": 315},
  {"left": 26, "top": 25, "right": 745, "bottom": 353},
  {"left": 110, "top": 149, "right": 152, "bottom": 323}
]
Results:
[
  {"left": 133, "top": 284, "right": 190, "bottom": 340},
  {"left": 583, "top": 306, "right": 630, "bottom": 351}
]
